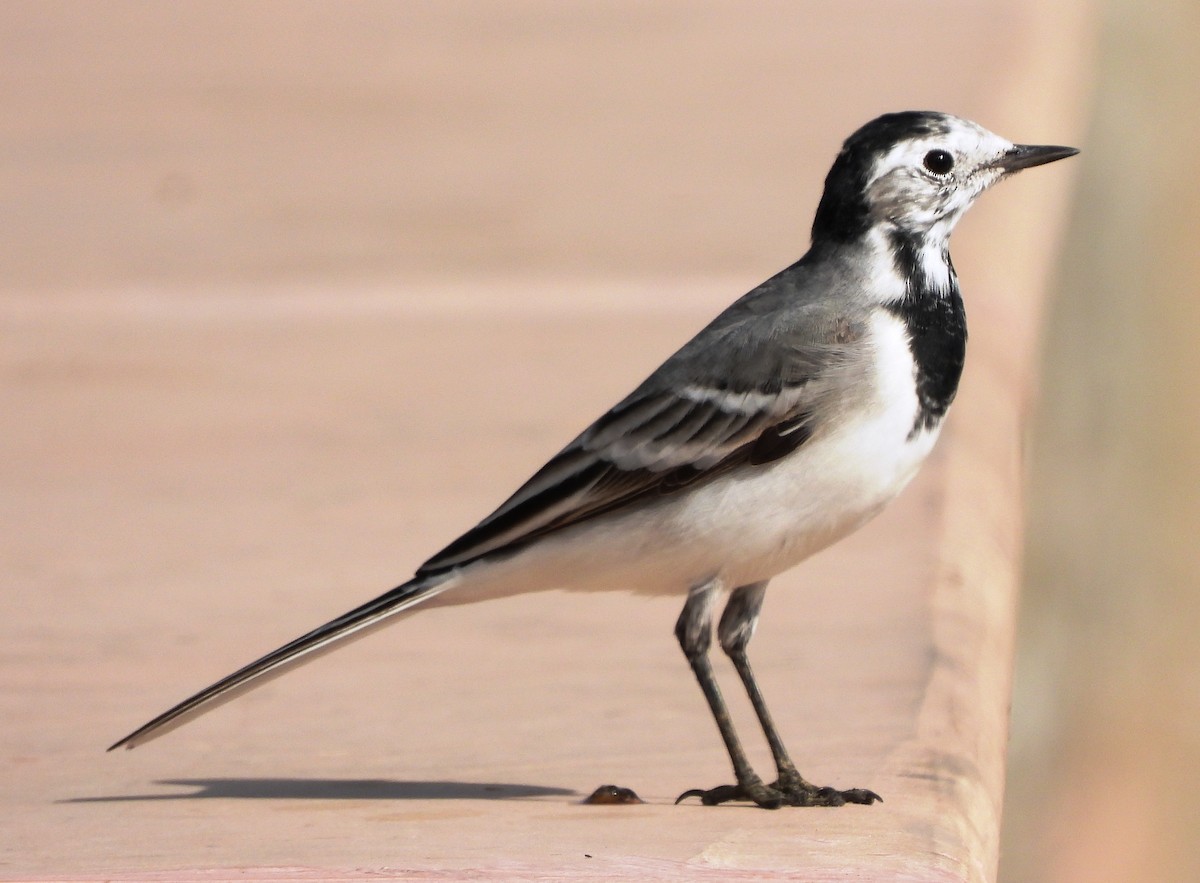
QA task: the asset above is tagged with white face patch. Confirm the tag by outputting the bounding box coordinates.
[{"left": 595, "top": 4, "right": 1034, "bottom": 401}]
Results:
[{"left": 862, "top": 117, "right": 1014, "bottom": 241}]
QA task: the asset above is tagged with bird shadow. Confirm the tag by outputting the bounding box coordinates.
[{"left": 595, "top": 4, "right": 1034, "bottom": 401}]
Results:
[{"left": 62, "top": 777, "right": 579, "bottom": 804}]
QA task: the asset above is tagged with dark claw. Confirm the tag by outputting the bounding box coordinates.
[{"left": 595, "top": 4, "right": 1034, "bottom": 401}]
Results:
[
  {"left": 675, "top": 782, "right": 784, "bottom": 809},
  {"left": 679, "top": 778, "right": 882, "bottom": 808},
  {"left": 776, "top": 784, "right": 883, "bottom": 807}
]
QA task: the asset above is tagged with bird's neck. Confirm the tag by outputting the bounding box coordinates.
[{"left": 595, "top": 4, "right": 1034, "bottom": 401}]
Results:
[
  {"left": 808, "top": 226, "right": 957, "bottom": 305},
  {"left": 874, "top": 226, "right": 956, "bottom": 301},
  {"left": 868, "top": 226, "right": 968, "bottom": 436}
]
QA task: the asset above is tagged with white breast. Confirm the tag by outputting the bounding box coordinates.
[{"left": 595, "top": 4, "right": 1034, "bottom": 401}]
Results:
[{"left": 663, "top": 309, "right": 940, "bottom": 588}]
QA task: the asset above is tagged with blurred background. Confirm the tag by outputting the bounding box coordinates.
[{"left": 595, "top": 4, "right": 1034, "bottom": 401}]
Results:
[
  {"left": 1, "top": 1, "right": 1196, "bottom": 880},
  {"left": 1, "top": 0, "right": 1085, "bottom": 291},
  {"left": 1001, "top": 0, "right": 1200, "bottom": 881}
]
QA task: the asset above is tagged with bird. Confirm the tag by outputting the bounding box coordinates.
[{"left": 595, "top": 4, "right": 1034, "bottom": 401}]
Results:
[{"left": 110, "top": 111, "right": 1078, "bottom": 809}]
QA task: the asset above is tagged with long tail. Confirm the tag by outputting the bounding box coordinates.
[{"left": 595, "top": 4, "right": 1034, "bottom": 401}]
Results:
[{"left": 108, "top": 574, "right": 453, "bottom": 751}]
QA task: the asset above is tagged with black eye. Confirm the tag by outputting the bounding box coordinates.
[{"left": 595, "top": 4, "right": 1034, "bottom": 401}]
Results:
[{"left": 923, "top": 149, "right": 954, "bottom": 175}]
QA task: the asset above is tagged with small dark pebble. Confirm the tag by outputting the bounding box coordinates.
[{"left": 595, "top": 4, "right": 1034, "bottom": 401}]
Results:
[{"left": 582, "top": 784, "right": 643, "bottom": 805}]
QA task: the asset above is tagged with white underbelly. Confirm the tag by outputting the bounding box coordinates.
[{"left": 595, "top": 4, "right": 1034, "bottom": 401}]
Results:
[{"left": 664, "top": 402, "right": 943, "bottom": 588}]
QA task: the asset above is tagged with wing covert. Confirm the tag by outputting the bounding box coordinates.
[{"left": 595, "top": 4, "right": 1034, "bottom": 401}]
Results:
[{"left": 417, "top": 276, "right": 868, "bottom": 576}]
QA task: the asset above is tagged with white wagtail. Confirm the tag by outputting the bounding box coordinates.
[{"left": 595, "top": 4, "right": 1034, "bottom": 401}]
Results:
[{"left": 111, "top": 111, "right": 1078, "bottom": 809}]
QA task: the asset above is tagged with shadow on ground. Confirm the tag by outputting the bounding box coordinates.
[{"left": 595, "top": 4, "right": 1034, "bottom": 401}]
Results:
[{"left": 63, "top": 778, "right": 579, "bottom": 803}]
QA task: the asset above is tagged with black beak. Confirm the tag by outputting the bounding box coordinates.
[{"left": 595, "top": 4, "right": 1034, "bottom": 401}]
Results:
[{"left": 994, "top": 143, "right": 1080, "bottom": 173}]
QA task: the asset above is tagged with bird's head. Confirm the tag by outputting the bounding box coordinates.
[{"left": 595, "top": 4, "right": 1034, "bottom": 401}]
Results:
[{"left": 812, "top": 111, "right": 1078, "bottom": 246}]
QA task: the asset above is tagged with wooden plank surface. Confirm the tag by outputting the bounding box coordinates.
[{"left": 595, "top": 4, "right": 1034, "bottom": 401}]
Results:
[{"left": 0, "top": 2, "right": 1089, "bottom": 879}]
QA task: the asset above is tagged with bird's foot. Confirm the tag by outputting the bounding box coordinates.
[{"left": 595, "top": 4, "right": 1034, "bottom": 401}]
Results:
[
  {"left": 676, "top": 774, "right": 881, "bottom": 809},
  {"left": 769, "top": 771, "right": 881, "bottom": 807},
  {"left": 675, "top": 776, "right": 785, "bottom": 809}
]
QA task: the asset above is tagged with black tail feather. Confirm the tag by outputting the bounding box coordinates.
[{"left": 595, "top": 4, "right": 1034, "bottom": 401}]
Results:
[{"left": 109, "top": 575, "right": 448, "bottom": 750}]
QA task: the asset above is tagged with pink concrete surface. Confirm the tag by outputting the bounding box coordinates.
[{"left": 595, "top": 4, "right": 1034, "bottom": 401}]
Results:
[{"left": 0, "top": 2, "right": 1090, "bottom": 880}]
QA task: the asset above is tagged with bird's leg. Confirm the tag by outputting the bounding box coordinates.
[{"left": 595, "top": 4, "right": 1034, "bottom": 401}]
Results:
[
  {"left": 673, "top": 580, "right": 783, "bottom": 809},
  {"left": 715, "top": 582, "right": 881, "bottom": 807}
]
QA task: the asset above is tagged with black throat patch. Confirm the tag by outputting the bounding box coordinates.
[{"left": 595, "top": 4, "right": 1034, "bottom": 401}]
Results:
[{"left": 883, "top": 232, "right": 968, "bottom": 436}]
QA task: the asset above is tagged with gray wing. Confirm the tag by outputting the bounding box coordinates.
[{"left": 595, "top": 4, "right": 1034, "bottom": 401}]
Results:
[{"left": 418, "top": 277, "right": 868, "bottom": 576}]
